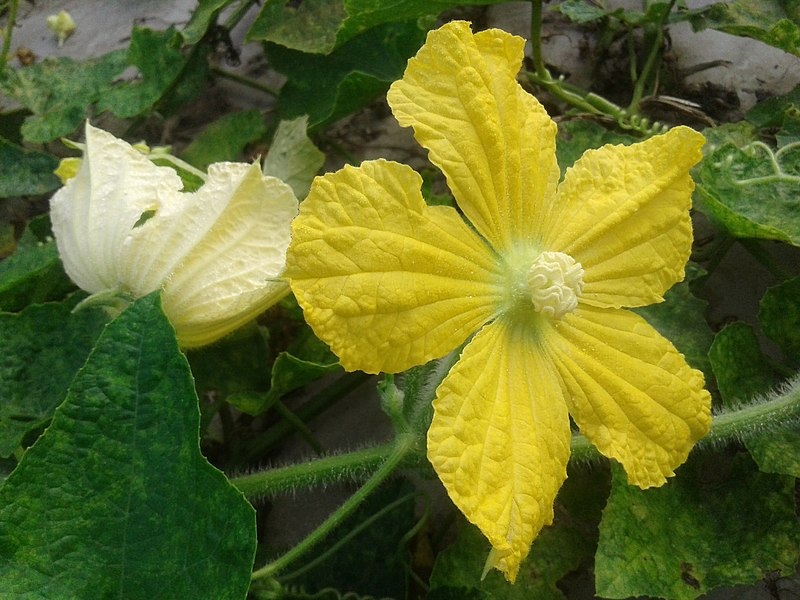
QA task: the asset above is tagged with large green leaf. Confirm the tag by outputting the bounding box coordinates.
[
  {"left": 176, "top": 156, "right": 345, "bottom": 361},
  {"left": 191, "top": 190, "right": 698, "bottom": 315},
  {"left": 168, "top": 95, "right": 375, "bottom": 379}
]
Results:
[
  {"left": 0, "top": 293, "right": 256, "bottom": 599},
  {"left": 0, "top": 294, "right": 107, "bottom": 458},
  {"left": 694, "top": 124, "right": 800, "bottom": 245},
  {"left": 263, "top": 116, "right": 325, "bottom": 199},
  {"left": 748, "top": 428, "right": 800, "bottom": 478},
  {"left": 689, "top": 0, "right": 800, "bottom": 57},
  {"left": 0, "top": 139, "right": 60, "bottom": 197},
  {"left": 181, "top": 110, "right": 266, "bottom": 170},
  {"left": 97, "top": 27, "right": 210, "bottom": 119},
  {"left": 247, "top": 0, "right": 506, "bottom": 54},
  {"left": 0, "top": 216, "right": 75, "bottom": 312},
  {"left": 0, "top": 51, "right": 128, "bottom": 143},
  {"left": 596, "top": 455, "right": 800, "bottom": 599},
  {"left": 759, "top": 275, "right": 800, "bottom": 366},
  {"left": 636, "top": 264, "right": 714, "bottom": 383},
  {"left": 267, "top": 21, "right": 426, "bottom": 128},
  {"left": 708, "top": 321, "right": 778, "bottom": 405}
]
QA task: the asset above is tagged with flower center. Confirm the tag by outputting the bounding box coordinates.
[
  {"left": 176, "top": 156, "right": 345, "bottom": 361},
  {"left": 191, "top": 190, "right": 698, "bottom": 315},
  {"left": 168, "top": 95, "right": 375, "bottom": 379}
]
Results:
[{"left": 526, "top": 251, "right": 584, "bottom": 319}]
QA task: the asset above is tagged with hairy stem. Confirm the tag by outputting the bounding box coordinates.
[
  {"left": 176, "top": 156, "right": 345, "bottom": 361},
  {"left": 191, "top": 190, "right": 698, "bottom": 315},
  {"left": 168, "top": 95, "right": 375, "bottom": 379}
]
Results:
[
  {"left": 250, "top": 433, "right": 418, "bottom": 580},
  {"left": 570, "top": 374, "right": 800, "bottom": 464},
  {"left": 232, "top": 442, "right": 397, "bottom": 501}
]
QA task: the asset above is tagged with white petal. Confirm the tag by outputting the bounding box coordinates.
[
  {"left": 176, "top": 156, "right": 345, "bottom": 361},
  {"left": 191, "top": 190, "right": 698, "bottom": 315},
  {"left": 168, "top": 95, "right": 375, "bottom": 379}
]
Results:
[
  {"left": 49, "top": 123, "right": 183, "bottom": 293},
  {"left": 143, "top": 162, "right": 298, "bottom": 346}
]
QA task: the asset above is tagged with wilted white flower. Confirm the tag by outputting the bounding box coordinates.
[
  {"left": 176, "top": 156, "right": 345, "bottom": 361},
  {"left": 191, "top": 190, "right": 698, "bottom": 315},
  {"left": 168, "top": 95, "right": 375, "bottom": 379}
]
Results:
[{"left": 50, "top": 123, "right": 298, "bottom": 347}]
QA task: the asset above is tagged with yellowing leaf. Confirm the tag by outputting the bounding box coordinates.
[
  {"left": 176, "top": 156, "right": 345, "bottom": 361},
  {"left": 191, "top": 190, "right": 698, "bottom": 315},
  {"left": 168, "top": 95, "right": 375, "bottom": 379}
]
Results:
[
  {"left": 428, "top": 317, "right": 571, "bottom": 582},
  {"left": 548, "top": 305, "right": 711, "bottom": 487},
  {"left": 387, "top": 21, "right": 560, "bottom": 253},
  {"left": 286, "top": 159, "right": 503, "bottom": 374}
]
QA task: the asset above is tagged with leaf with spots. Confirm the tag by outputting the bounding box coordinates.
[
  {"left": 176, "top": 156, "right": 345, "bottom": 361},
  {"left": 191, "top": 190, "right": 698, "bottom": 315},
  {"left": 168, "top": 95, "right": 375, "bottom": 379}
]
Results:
[
  {"left": 596, "top": 454, "right": 800, "bottom": 600},
  {"left": 0, "top": 293, "right": 256, "bottom": 599}
]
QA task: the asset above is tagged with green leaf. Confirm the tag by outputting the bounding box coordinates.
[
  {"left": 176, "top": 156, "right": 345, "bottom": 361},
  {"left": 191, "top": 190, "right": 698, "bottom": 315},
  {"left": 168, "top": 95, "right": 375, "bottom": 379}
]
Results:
[
  {"left": 759, "top": 275, "right": 800, "bottom": 366},
  {"left": 0, "top": 138, "right": 60, "bottom": 197},
  {"left": 233, "top": 331, "right": 341, "bottom": 417},
  {"left": 747, "top": 428, "right": 800, "bottom": 478},
  {"left": 0, "top": 51, "right": 128, "bottom": 143},
  {"left": 265, "top": 352, "right": 340, "bottom": 412},
  {"left": 556, "top": 0, "right": 609, "bottom": 24},
  {"left": 775, "top": 106, "right": 800, "bottom": 147},
  {"left": 689, "top": 0, "right": 800, "bottom": 57},
  {"left": 181, "top": 110, "right": 266, "bottom": 170},
  {"left": 709, "top": 321, "right": 778, "bottom": 405},
  {"left": 0, "top": 293, "right": 256, "bottom": 599},
  {"left": 263, "top": 116, "right": 325, "bottom": 199},
  {"left": 0, "top": 216, "right": 75, "bottom": 312},
  {"left": 97, "top": 27, "right": 210, "bottom": 119},
  {"left": 430, "top": 520, "right": 588, "bottom": 600},
  {"left": 0, "top": 293, "right": 108, "bottom": 458},
  {"left": 596, "top": 454, "right": 800, "bottom": 600},
  {"left": 636, "top": 263, "right": 715, "bottom": 383},
  {"left": 188, "top": 325, "right": 271, "bottom": 401},
  {"left": 746, "top": 83, "right": 800, "bottom": 128},
  {"left": 430, "top": 467, "right": 605, "bottom": 599},
  {"left": 267, "top": 21, "right": 426, "bottom": 128},
  {"left": 555, "top": 120, "right": 637, "bottom": 174},
  {"left": 694, "top": 124, "right": 800, "bottom": 245},
  {"left": 247, "top": 0, "right": 506, "bottom": 54},
  {"left": 247, "top": 0, "right": 348, "bottom": 53},
  {"left": 182, "top": 0, "right": 233, "bottom": 45}
]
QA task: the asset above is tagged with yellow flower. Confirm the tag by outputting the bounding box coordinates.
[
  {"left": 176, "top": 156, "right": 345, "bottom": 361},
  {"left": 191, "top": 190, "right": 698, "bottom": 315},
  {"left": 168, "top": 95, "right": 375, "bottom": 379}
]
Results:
[
  {"left": 50, "top": 123, "right": 298, "bottom": 348},
  {"left": 285, "top": 21, "right": 711, "bottom": 581},
  {"left": 46, "top": 10, "right": 76, "bottom": 47}
]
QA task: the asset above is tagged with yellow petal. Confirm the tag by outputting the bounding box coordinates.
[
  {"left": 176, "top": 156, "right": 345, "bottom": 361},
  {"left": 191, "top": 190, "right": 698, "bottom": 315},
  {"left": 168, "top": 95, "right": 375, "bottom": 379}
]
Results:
[
  {"left": 285, "top": 159, "right": 503, "bottom": 374},
  {"left": 49, "top": 122, "right": 183, "bottom": 294},
  {"left": 387, "top": 21, "right": 559, "bottom": 253},
  {"left": 544, "top": 127, "right": 705, "bottom": 308},
  {"left": 547, "top": 305, "right": 711, "bottom": 487},
  {"left": 136, "top": 162, "right": 298, "bottom": 348},
  {"left": 428, "top": 318, "right": 571, "bottom": 582}
]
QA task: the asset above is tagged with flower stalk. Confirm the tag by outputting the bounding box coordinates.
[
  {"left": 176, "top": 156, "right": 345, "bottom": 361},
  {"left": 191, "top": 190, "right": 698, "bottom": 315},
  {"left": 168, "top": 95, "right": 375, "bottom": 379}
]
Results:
[
  {"left": 0, "top": 0, "right": 18, "bottom": 71},
  {"left": 234, "top": 375, "right": 800, "bottom": 498},
  {"left": 249, "top": 433, "right": 418, "bottom": 580}
]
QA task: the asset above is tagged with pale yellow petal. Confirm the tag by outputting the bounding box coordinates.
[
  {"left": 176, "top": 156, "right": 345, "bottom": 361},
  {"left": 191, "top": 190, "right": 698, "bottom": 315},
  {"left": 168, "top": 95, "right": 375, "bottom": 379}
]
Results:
[
  {"left": 546, "top": 305, "right": 711, "bottom": 487},
  {"left": 139, "top": 162, "right": 299, "bottom": 347},
  {"left": 285, "top": 159, "right": 503, "bottom": 374},
  {"left": 387, "top": 21, "right": 559, "bottom": 252},
  {"left": 543, "top": 127, "right": 705, "bottom": 308},
  {"left": 49, "top": 122, "right": 183, "bottom": 293},
  {"left": 428, "top": 318, "right": 571, "bottom": 582}
]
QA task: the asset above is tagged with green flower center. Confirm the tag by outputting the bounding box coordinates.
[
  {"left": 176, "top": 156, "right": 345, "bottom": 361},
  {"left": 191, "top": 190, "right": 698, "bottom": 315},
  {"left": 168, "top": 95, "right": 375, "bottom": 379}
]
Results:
[{"left": 526, "top": 251, "right": 584, "bottom": 319}]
